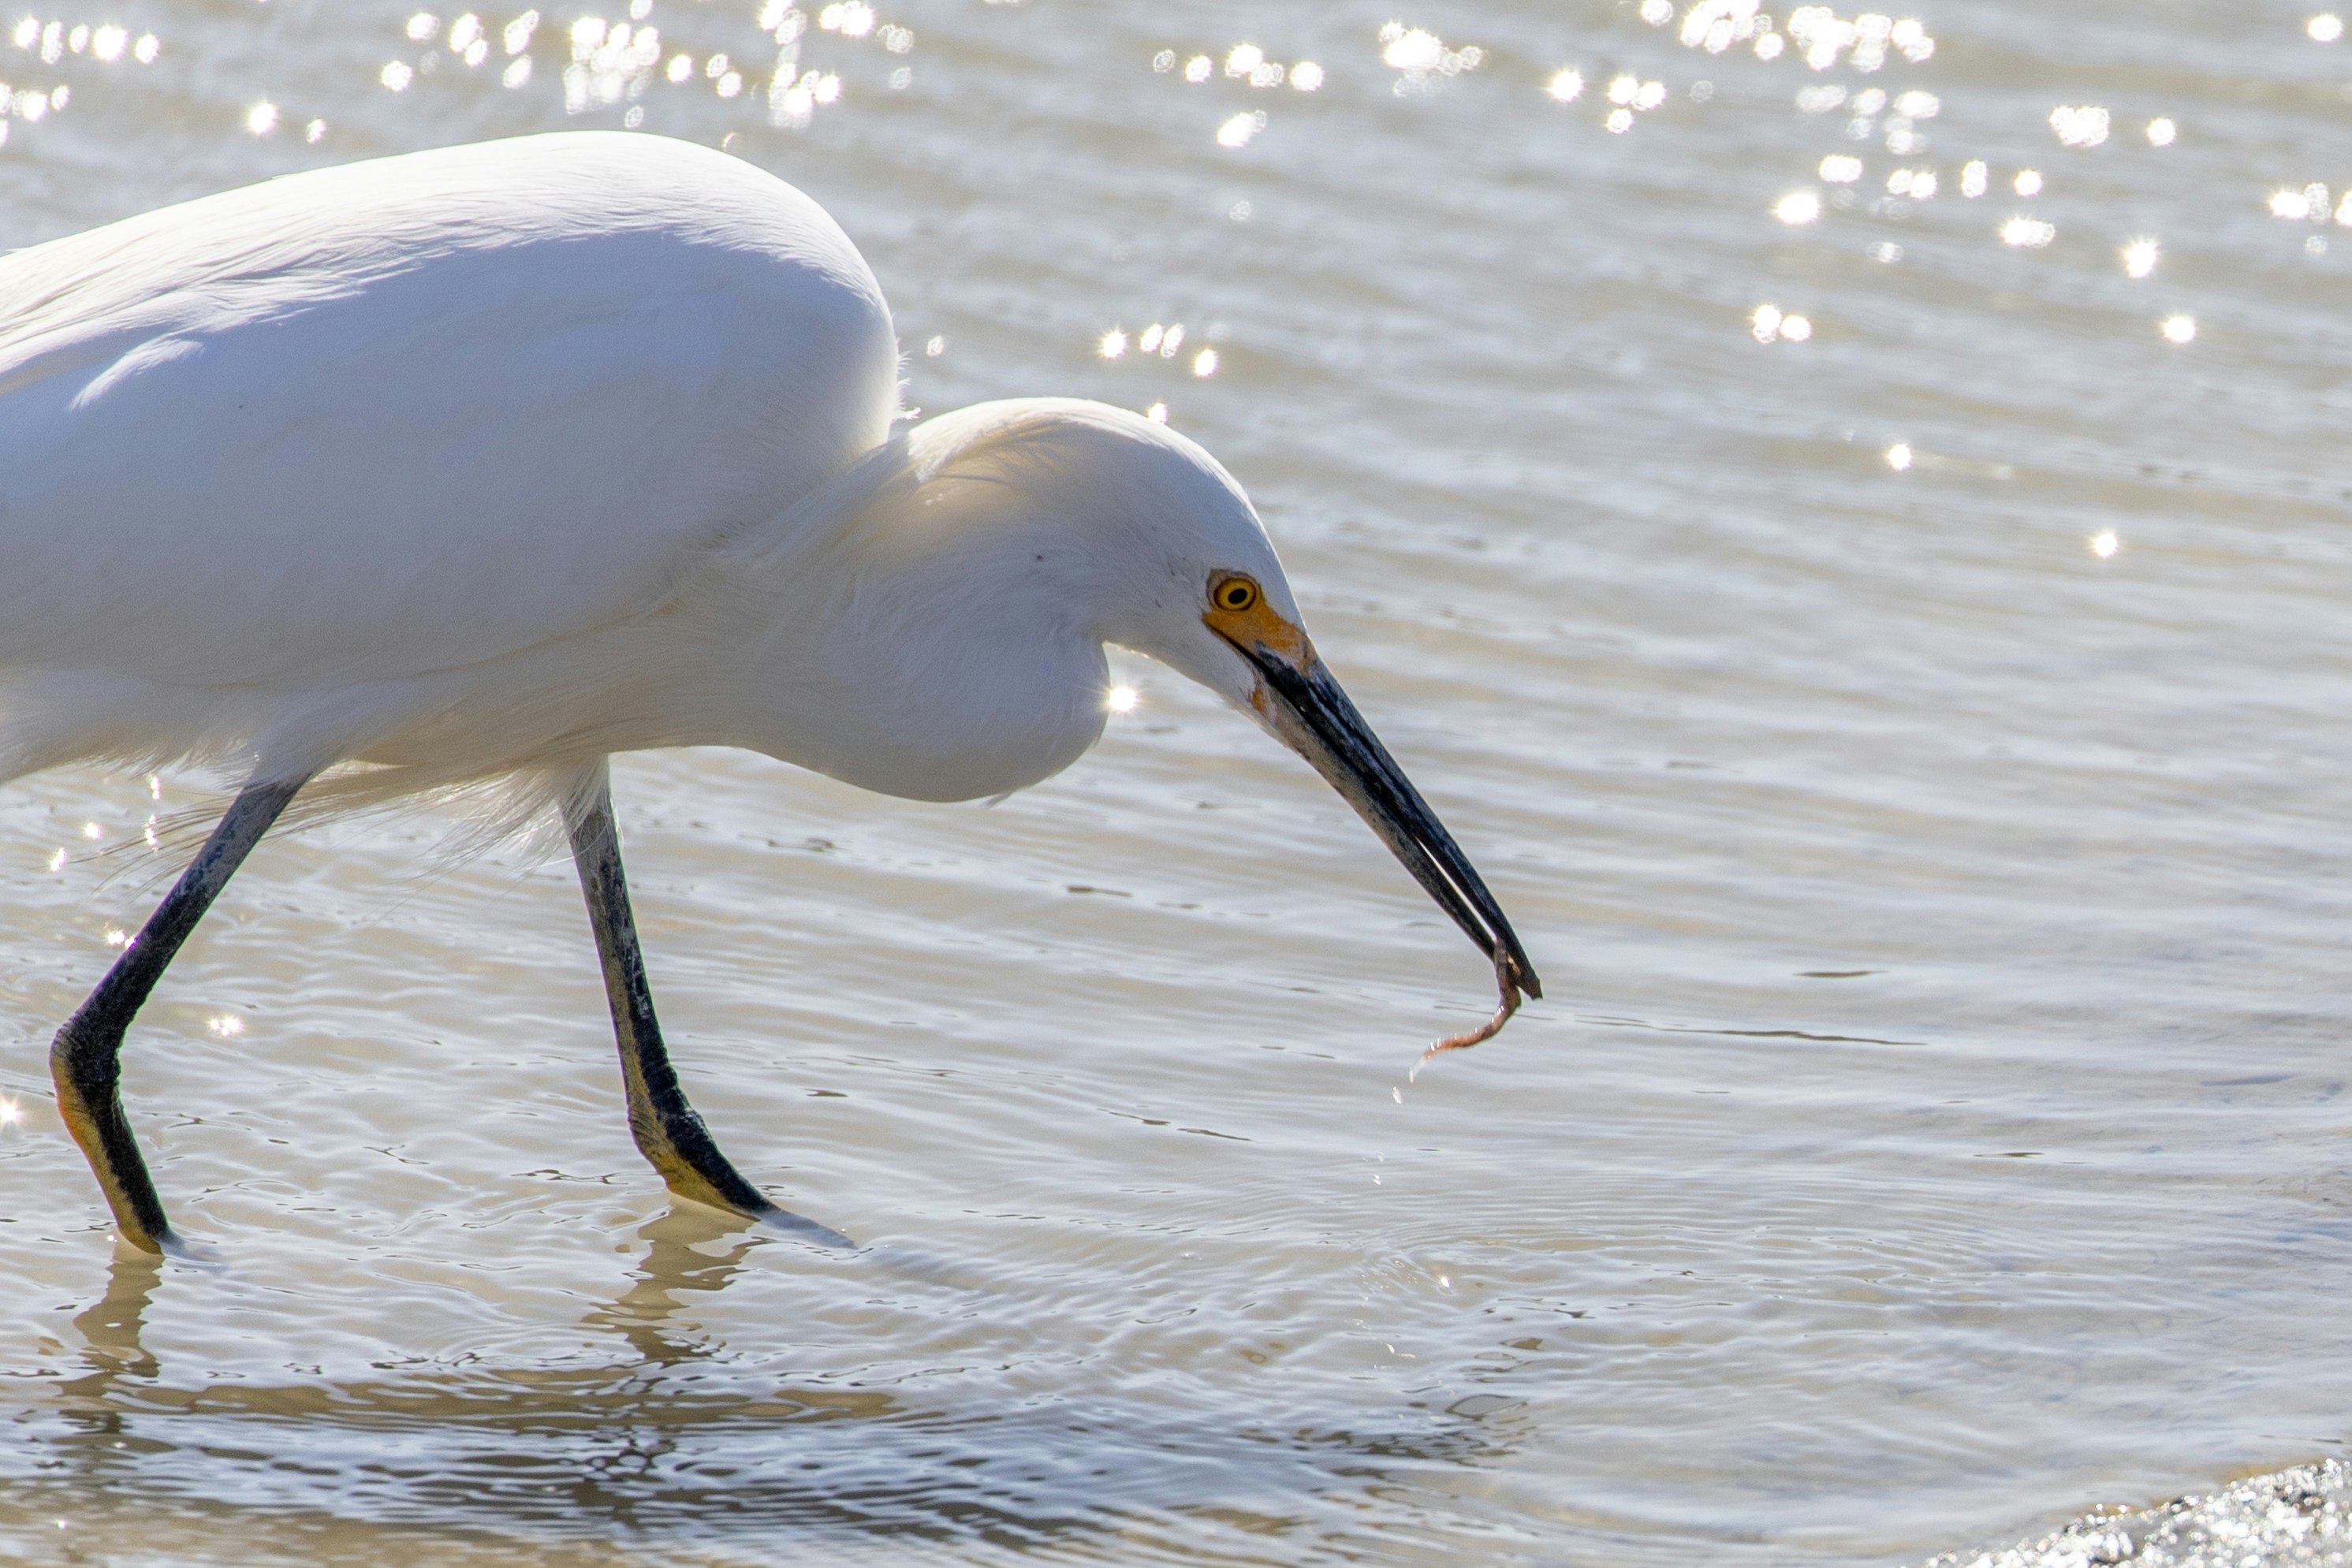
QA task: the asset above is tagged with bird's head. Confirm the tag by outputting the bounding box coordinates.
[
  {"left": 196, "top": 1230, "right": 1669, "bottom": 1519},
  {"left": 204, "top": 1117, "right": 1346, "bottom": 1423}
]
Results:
[{"left": 895, "top": 398, "right": 1541, "bottom": 1014}]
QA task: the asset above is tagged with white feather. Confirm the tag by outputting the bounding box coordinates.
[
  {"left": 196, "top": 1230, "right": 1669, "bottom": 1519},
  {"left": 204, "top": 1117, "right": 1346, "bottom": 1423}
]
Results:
[{"left": 0, "top": 133, "right": 1294, "bottom": 830}]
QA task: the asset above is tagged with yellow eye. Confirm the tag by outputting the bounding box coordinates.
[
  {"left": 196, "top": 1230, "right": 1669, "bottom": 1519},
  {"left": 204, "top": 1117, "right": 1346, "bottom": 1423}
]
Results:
[{"left": 1213, "top": 575, "right": 1260, "bottom": 613}]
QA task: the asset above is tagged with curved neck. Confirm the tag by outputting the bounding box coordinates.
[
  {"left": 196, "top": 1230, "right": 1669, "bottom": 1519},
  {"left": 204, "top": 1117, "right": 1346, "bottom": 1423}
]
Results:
[{"left": 688, "top": 434, "right": 1114, "bottom": 802}]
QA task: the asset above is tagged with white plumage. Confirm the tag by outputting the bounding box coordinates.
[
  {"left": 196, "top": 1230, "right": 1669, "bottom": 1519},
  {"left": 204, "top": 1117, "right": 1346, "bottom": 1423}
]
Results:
[
  {"left": 0, "top": 133, "right": 906, "bottom": 794},
  {"left": 5, "top": 132, "right": 1536, "bottom": 1253}
]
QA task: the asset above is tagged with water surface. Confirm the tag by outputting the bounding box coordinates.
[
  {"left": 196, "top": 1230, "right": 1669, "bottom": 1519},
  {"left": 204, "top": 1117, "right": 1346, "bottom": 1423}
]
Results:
[{"left": 2, "top": 1, "right": 2350, "bottom": 1562}]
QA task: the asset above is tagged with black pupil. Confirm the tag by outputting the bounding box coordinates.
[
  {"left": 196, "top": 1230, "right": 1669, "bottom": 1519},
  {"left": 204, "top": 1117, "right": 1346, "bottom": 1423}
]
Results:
[{"left": 1225, "top": 586, "right": 1249, "bottom": 606}]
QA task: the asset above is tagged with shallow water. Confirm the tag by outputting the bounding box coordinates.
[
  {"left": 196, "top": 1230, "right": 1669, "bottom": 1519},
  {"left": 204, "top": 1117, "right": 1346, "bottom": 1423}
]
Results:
[{"left": 3, "top": 1, "right": 2350, "bottom": 1562}]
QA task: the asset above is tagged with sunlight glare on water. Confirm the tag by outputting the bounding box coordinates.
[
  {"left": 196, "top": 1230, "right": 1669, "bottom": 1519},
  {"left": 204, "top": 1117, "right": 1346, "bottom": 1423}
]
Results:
[{"left": 2, "top": 2, "right": 2351, "bottom": 1566}]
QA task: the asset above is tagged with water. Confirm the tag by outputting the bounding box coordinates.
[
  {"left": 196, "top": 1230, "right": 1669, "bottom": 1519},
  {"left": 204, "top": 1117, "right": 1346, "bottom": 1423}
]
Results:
[{"left": 2, "top": 1, "right": 2350, "bottom": 1562}]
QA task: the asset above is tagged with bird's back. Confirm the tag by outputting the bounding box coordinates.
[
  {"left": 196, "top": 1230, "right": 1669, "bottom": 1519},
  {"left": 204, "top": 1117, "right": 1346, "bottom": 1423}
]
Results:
[{"left": 0, "top": 132, "right": 900, "bottom": 692}]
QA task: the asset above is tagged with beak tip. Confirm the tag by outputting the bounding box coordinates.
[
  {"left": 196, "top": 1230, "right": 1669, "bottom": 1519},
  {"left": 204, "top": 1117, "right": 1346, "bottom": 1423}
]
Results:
[{"left": 1254, "top": 647, "right": 1542, "bottom": 1012}]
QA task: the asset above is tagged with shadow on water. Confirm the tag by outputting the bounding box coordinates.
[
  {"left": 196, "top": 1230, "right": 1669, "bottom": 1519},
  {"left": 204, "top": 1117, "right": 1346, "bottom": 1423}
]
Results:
[{"left": 15, "top": 1211, "right": 1526, "bottom": 1563}]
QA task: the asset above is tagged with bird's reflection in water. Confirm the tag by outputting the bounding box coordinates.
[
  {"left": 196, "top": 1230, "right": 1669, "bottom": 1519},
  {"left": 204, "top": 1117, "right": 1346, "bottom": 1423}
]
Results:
[
  {"left": 58, "top": 1243, "right": 162, "bottom": 1407},
  {"left": 77, "top": 1246, "right": 163, "bottom": 1373},
  {"left": 44, "top": 1244, "right": 170, "bottom": 1503},
  {"left": 27, "top": 1221, "right": 1519, "bottom": 1557},
  {"left": 583, "top": 1202, "right": 762, "bottom": 1366},
  {"left": 585, "top": 1202, "right": 1017, "bottom": 1367}
]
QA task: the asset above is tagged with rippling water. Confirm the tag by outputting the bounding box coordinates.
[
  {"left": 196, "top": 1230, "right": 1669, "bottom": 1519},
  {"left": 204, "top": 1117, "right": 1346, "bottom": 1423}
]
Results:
[{"left": 4, "top": 1, "right": 2351, "bottom": 1562}]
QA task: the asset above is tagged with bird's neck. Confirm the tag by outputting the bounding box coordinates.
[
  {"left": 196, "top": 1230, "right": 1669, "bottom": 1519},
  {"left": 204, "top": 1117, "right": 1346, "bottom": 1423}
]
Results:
[{"left": 685, "top": 437, "right": 1114, "bottom": 803}]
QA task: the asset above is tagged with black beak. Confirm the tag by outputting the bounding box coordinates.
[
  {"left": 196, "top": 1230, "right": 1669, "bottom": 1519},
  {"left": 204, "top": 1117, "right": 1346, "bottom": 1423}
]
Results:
[{"left": 1242, "top": 647, "right": 1541, "bottom": 1007}]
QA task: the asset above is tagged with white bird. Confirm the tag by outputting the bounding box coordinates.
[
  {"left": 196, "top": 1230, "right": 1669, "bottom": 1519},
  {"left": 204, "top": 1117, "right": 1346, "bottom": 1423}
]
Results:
[{"left": 1, "top": 132, "right": 1538, "bottom": 1256}]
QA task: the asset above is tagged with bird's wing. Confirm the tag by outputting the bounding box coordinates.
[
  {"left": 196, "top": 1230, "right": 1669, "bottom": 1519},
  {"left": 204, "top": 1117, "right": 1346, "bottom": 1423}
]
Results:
[{"left": 0, "top": 132, "right": 900, "bottom": 689}]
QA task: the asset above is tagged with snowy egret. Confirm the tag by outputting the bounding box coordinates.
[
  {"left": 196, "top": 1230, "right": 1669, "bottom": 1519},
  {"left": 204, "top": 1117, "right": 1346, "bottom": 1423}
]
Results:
[{"left": 2, "top": 133, "right": 1539, "bottom": 1254}]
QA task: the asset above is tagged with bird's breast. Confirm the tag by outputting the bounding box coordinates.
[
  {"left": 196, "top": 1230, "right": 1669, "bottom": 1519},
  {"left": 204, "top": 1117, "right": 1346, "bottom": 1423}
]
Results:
[{"left": 737, "top": 595, "right": 1113, "bottom": 805}]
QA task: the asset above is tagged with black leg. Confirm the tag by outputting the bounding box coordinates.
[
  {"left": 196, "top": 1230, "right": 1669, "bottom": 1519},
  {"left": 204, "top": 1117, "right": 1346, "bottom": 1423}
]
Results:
[
  {"left": 563, "top": 770, "right": 848, "bottom": 1246},
  {"left": 50, "top": 776, "right": 305, "bottom": 1254}
]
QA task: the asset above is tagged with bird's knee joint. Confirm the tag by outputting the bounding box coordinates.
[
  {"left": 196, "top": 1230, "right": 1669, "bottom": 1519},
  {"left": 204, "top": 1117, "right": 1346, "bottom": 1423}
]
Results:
[{"left": 50, "top": 1020, "right": 122, "bottom": 1083}]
